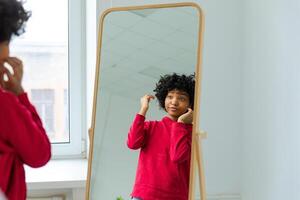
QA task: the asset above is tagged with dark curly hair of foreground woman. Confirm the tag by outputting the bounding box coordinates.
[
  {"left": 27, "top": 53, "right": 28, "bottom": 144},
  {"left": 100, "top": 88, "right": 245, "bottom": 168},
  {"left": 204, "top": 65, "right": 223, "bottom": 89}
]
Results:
[
  {"left": 153, "top": 73, "right": 195, "bottom": 110},
  {"left": 0, "top": 0, "right": 31, "bottom": 42}
]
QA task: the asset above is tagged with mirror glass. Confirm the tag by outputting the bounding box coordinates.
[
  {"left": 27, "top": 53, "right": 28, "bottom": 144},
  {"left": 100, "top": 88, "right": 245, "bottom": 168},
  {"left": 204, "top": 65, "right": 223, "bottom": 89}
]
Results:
[{"left": 89, "top": 5, "right": 201, "bottom": 199}]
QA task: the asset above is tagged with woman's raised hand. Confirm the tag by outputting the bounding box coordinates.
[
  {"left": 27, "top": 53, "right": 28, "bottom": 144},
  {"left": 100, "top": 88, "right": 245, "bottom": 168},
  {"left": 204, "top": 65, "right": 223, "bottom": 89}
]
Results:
[
  {"left": 178, "top": 108, "right": 193, "bottom": 124},
  {"left": 0, "top": 57, "right": 24, "bottom": 95},
  {"left": 139, "top": 94, "right": 155, "bottom": 116}
]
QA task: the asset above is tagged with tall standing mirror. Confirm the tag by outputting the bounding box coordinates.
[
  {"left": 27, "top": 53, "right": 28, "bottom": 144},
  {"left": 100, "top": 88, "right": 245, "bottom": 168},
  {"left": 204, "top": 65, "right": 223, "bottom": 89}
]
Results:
[{"left": 86, "top": 3, "right": 205, "bottom": 200}]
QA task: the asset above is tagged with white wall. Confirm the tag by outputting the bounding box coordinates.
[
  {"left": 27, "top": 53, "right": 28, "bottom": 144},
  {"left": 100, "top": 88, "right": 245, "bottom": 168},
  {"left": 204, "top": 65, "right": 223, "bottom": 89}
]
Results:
[
  {"left": 241, "top": 0, "right": 300, "bottom": 199},
  {"left": 199, "top": 0, "right": 242, "bottom": 196},
  {"left": 91, "top": 0, "right": 243, "bottom": 199}
]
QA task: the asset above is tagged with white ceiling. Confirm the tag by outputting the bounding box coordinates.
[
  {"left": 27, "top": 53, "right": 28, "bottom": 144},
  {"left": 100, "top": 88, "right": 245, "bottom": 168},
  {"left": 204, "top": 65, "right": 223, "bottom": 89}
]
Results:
[{"left": 98, "top": 6, "right": 200, "bottom": 100}]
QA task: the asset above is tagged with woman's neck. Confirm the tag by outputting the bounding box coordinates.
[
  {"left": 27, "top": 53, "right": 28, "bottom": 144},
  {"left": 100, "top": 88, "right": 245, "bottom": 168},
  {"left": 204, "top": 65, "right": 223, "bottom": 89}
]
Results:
[{"left": 167, "top": 114, "right": 178, "bottom": 121}]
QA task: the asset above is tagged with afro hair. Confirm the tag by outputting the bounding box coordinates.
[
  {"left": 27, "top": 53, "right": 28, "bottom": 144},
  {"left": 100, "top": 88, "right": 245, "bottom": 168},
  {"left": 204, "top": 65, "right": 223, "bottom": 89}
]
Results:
[{"left": 0, "top": 0, "right": 31, "bottom": 42}]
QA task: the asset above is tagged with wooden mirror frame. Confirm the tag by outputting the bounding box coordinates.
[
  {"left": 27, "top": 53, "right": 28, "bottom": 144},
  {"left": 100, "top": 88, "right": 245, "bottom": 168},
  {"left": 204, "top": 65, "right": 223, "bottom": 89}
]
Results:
[{"left": 85, "top": 2, "right": 206, "bottom": 200}]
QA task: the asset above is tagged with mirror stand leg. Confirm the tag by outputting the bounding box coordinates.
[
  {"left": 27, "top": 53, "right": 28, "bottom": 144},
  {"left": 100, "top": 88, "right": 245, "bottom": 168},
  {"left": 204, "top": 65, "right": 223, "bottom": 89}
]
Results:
[{"left": 195, "top": 133, "right": 207, "bottom": 200}]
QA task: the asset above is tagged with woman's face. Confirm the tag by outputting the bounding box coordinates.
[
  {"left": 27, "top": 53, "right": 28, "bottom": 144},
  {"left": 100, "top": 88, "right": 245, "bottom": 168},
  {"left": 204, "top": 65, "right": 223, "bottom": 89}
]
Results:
[
  {"left": 164, "top": 89, "right": 191, "bottom": 120},
  {"left": 0, "top": 41, "right": 9, "bottom": 63}
]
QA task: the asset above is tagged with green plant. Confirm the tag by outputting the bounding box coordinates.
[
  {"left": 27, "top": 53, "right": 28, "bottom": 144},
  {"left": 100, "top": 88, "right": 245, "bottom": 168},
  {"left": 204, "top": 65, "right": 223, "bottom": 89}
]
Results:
[{"left": 116, "top": 196, "right": 124, "bottom": 200}]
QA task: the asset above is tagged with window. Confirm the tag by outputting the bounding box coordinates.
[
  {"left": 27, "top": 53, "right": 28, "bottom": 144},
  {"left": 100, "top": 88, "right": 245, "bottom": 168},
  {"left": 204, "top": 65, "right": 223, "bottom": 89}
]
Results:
[
  {"left": 31, "top": 89, "right": 55, "bottom": 135},
  {"left": 10, "top": 0, "right": 86, "bottom": 157}
]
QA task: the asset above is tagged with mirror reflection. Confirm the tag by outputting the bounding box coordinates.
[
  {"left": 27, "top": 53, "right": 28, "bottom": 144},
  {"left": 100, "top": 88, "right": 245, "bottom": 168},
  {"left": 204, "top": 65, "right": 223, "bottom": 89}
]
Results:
[{"left": 89, "top": 5, "right": 201, "bottom": 200}]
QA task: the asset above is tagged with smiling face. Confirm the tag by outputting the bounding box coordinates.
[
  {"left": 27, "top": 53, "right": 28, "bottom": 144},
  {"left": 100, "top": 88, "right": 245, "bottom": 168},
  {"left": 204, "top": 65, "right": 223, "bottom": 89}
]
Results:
[{"left": 164, "top": 89, "right": 191, "bottom": 120}]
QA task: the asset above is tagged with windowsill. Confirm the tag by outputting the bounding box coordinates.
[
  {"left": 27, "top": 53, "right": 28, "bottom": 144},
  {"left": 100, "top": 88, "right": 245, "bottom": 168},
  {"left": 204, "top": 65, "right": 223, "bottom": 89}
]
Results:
[{"left": 25, "top": 159, "right": 88, "bottom": 190}]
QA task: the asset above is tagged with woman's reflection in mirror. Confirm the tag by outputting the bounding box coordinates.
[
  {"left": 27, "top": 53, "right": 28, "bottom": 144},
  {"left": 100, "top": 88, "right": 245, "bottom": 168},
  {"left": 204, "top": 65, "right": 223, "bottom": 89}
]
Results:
[{"left": 127, "top": 73, "right": 195, "bottom": 200}]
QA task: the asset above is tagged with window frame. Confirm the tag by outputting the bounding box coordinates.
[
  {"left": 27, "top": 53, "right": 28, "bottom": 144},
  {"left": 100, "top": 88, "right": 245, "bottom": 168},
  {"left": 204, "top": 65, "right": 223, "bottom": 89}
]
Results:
[{"left": 50, "top": 0, "right": 86, "bottom": 158}]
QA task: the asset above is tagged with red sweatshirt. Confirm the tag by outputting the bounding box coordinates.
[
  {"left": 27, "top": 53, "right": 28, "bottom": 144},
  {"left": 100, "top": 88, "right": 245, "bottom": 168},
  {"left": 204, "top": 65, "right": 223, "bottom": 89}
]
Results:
[
  {"left": 127, "top": 114, "right": 192, "bottom": 200},
  {"left": 0, "top": 89, "right": 51, "bottom": 200}
]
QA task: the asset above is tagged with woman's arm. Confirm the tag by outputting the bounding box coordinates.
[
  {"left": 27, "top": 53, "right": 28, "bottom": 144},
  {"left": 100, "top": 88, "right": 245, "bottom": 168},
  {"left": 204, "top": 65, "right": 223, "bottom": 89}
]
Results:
[
  {"left": 169, "top": 122, "right": 192, "bottom": 163},
  {"left": 127, "top": 114, "right": 150, "bottom": 150},
  {"left": 0, "top": 91, "right": 51, "bottom": 168}
]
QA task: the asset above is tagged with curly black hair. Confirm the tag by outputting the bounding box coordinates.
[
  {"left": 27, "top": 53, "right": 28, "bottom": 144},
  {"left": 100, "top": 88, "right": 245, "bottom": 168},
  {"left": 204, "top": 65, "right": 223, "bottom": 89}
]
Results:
[
  {"left": 153, "top": 73, "right": 195, "bottom": 110},
  {"left": 0, "top": 0, "right": 31, "bottom": 42}
]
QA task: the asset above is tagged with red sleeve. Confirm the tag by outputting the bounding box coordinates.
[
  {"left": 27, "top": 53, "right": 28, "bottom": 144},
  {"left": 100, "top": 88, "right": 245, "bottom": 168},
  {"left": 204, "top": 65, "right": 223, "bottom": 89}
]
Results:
[
  {"left": 127, "top": 114, "right": 150, "bottom": 150},
  {"left": 0, "top": 91, "right": 51, "bottom": 168},
  {"left": 170, "top": 122, "right": 192, "bottom": 163}
]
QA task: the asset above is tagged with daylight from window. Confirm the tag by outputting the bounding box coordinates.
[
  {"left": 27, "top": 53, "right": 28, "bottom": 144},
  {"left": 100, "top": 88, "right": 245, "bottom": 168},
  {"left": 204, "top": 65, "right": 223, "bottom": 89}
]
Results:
[{"left": 10, "top": 0, "right": 69, "bottom": 143}]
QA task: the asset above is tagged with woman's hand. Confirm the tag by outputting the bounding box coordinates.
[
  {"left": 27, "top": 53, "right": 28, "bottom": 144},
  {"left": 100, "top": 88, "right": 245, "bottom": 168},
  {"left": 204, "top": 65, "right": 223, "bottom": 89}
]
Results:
[
  {"left": 177, "top": 108, "right": 193, "bottom": 124},
  {"left": 0, "top": 57, "right": 24, "bottom": 95},
  {"left": 139, "top": 94, "right": 155, "bottom": 116}
]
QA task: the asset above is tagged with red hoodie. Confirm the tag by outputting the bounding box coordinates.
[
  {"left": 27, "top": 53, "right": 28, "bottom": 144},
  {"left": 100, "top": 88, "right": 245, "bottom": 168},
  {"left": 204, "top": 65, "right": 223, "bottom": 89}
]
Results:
[
  {"left": 0, "top": 89, "right": 51, "bottom": 200},
  {"left": 127, "top": 114, "right": 192, "bottom": 200}
]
